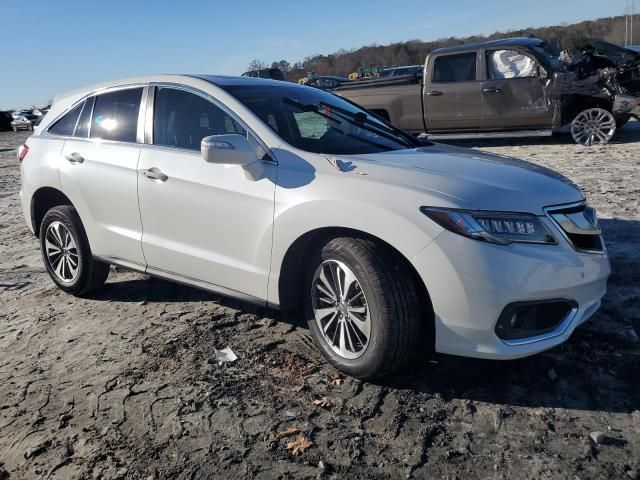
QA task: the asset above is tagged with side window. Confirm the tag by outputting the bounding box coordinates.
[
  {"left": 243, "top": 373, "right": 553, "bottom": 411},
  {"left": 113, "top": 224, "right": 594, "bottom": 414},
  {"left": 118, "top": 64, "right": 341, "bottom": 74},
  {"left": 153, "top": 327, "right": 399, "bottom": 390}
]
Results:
[
  {"left": 432, "top": 52, "right": 477, "bottom": 83},
  {"left": 48, "top": 102, "right": 84, "bottom": 136},
  {"left": 90, "top": 88, "right": 143, "bottom": 143},
  {"left": 74, "top": 96, "right": 94, "bottom": 138},
  {"left": 487, "top": 50, "right": 537, "bottom": 79},
  {"left": 153, "top": 87, "right": 248, "bottom": 150}
]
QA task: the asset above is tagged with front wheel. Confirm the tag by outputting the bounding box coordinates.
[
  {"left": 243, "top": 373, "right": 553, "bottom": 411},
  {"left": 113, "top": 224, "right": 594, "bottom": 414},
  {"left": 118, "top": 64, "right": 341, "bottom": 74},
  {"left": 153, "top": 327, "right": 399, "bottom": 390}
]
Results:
[
  {"left": 305, "top": 237, "right": 424, "bottom": 379},
  {"left": 40, "top": 206, "right": 109, "bottom": 295},
  {"left": 571, "top": 108, "right": 616, "bottom": 146}
]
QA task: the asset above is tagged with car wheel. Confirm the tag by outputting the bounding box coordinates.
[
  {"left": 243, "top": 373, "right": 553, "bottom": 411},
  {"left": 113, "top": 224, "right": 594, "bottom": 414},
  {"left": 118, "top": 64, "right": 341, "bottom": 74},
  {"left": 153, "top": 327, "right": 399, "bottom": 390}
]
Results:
[
  {"left": 40, "top": 205, "right": 109, "bottom": 295},
  {"left": 12, "top": 126, "right": 17, "bottom": 132},
  {"left": 571, "top": 108, "right": 616, "bottom": 146},
  {"left": 305, "top": 237, "right": 422, "bottom": 379}
]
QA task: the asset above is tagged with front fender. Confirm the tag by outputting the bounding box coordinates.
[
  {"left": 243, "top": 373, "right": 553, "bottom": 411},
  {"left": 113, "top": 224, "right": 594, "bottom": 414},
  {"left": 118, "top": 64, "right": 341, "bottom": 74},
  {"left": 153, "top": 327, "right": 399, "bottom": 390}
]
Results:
[{"left": 267, "top": 179, "right": 445, "bottom": 306}]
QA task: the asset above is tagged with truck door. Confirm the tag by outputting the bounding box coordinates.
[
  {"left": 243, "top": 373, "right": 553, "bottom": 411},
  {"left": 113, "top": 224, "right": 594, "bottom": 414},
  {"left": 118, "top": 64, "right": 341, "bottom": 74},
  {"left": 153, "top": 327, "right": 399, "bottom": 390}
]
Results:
[
  {"left": 423, "top": 51, "right": 483, "bottom": 132},
  {"left": 481, "top": 48, "right": 554, "bottom": 129}
]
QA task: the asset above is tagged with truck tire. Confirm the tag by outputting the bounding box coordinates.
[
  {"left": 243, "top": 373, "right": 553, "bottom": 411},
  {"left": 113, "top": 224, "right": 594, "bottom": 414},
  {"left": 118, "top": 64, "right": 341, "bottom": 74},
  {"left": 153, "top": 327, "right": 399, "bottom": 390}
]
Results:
[
  {"left": 304, "top": 236, "right": 422, "bottom": 379},
  {"left": 40, "top": 206, "right": 109, "bottom": 296},
  {"left": 570, "top": 108, "right": 616, "bottom": 146}
]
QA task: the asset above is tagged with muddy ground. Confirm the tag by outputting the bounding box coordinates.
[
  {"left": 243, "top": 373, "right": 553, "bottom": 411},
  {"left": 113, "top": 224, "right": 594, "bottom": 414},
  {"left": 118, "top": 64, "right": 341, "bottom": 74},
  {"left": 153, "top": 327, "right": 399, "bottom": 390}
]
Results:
[{"left": 0, "top": 126, "right": 639, "bottom": 480}]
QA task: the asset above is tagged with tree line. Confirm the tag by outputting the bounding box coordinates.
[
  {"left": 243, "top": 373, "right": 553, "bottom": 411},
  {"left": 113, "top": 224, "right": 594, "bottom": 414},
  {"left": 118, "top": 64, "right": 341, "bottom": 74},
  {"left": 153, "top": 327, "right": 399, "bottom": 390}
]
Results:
[{"left": 246, "top": 14, "right": 632, "bottom": 81}]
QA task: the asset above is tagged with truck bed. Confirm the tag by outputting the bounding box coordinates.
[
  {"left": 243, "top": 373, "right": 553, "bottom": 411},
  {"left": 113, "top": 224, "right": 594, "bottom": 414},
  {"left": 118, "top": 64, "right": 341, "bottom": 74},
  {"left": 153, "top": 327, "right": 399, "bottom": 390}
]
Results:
[{"left": 334, "top": 74, "right": 421, "bottom": 91}]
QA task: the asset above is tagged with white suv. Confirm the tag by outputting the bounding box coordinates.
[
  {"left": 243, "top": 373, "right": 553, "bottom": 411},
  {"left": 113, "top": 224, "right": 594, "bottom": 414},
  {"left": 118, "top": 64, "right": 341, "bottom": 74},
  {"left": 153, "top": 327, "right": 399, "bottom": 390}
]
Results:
[{"left": 19, "top": 75, "right": 610, "bottom": 379}]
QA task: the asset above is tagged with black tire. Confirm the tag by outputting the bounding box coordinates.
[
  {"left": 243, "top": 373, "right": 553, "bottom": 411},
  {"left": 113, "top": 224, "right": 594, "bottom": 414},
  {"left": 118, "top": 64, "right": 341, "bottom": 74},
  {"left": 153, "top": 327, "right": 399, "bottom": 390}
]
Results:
[
  {"left": 304, "top": 237, "right": 424, "bottom": 379},
  {"left": 40, "top": 205, "right": 109, "bottom": 296}
]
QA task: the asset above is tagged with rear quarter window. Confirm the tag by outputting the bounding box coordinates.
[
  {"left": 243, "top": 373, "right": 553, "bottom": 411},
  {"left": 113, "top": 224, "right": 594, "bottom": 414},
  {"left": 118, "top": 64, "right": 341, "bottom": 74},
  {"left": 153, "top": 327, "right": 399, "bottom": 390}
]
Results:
[{"left": 48, "top": 102, "right": 84, "bottom": 136}]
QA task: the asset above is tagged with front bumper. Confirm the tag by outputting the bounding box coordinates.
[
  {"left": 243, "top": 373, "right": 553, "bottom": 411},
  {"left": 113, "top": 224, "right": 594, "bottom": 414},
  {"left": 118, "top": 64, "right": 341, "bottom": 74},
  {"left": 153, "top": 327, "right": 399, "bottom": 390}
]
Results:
[{"left": 412, "top": 220, "right": 610, "bottom": 359}]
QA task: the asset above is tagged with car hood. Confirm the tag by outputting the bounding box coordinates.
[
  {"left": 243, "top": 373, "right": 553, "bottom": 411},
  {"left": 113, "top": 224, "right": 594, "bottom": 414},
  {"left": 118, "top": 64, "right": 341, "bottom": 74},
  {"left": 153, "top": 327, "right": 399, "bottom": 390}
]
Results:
[{"left": 335, "top": 143, "right": 583, "bottom": 214}]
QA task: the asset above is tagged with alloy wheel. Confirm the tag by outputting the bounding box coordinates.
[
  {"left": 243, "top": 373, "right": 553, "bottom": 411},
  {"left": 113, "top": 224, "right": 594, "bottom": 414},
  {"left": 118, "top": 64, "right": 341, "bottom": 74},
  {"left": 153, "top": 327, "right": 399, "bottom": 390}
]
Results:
[
  {"left": 571, "top": 108, "right": 616, "bottom": 146},
  {"left": 311, "top": 259, "right": 371, "bottom": 359},
  {"left": 44, "top": 221, "right": 79, "bottom": 283}
]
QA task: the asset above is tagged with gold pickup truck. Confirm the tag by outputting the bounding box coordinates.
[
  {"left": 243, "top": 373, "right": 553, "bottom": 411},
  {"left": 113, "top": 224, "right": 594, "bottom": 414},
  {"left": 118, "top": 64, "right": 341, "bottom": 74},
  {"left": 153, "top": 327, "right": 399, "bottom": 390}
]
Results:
[{"left": 335, "top": 37, "right": 640, "bottom": 146}]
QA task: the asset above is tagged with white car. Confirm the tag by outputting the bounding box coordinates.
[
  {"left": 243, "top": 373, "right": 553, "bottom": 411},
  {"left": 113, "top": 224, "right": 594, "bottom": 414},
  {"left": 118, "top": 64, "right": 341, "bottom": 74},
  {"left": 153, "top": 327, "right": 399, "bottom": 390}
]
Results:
[
  {"left": 18, "top": 75, "right": 610, "bottom": 379},
  {"left": 11, "top": 116, "right": 34, "bottom": 131}
]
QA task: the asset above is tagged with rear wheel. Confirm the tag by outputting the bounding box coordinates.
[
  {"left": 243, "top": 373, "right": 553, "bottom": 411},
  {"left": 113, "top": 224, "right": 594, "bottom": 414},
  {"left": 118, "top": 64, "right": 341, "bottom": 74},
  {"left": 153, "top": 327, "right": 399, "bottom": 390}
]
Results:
[
  {"left": 571, "top": 108, "right": 616, "bottom": 146},
  {"left": 40, "top": 206, "right": 109, "bottom": 295},
  {"left": 304, "top": 237, "right": 423, "bottom": 379}
]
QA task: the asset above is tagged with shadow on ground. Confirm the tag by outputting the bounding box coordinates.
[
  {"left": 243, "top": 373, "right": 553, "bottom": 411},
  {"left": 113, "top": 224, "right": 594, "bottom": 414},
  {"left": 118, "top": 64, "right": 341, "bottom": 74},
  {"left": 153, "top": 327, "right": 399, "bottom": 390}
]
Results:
[{"left": 86, "top": 219, "right": 640, "bottom": 416}]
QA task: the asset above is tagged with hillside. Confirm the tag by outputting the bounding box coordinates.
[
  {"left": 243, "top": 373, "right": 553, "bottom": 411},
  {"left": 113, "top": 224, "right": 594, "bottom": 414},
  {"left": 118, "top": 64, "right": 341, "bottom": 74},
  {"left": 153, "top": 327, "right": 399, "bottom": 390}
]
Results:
[{"left": 260, "top": 14, "right": 631, "bottom": 80}]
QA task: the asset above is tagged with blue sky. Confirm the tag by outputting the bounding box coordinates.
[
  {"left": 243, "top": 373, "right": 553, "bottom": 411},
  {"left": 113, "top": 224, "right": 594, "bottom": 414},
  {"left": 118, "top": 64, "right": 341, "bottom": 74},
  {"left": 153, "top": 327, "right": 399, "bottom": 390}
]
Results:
[{"left": 0, "top": 0, "right": 625, "bottom": 109}]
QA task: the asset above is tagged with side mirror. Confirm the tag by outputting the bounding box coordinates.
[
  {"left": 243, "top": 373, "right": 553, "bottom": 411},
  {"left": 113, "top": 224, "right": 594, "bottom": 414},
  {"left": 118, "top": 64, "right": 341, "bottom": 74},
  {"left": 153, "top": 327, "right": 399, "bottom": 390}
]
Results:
[
  {"left": 201, "top": 134, "right": 265, "bottom": 181},
  {"left": 201, "top": 134, "right": 257, "bottom": 165}
]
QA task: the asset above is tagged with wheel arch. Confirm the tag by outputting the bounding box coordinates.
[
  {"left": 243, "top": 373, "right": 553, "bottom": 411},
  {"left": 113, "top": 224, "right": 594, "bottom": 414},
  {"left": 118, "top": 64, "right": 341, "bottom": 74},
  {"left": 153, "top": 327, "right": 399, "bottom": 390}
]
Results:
[
  {"left": 562, "top": 94, "right": 614, "bottom": 125},
  {"left": 30, "top": 186, "right": 74, "bottom": 236},
  {"left": 276, "top": 226, "right": 435, "bottom": 344}
]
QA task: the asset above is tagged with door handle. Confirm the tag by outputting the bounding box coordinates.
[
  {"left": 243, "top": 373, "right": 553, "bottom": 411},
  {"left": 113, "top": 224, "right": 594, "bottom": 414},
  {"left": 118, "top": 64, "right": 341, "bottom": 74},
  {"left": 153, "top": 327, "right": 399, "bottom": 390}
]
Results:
[
  {"left": 142, "top": 168, "right": 168, "bottom": 182},
  {"left": 426, "top": 90, "right": 443, "bottom": 96},
  {"left": 65, "top": 152, "right": 84, "bottom": 164},
  {"left": 482, "top": 87, "right": 502, "bottom": 94}
]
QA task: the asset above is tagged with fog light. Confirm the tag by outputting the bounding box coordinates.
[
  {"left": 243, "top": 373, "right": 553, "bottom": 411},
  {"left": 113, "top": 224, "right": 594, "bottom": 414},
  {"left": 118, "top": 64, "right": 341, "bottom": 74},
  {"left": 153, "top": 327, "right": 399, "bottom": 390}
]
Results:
[{"left": 496, "top": 300, "right": 577, "bottom": 341}]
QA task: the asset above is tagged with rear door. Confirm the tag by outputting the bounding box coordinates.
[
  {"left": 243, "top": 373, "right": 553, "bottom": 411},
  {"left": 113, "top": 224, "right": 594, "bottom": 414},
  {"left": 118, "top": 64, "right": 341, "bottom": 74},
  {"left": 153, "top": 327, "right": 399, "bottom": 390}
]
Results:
[
  {"left": 423, "top": 51, "right": 483, "bottom": 131},
  {"left": 481, "top": 48, "right": 554, "bottom": 129},
  {"left": 59, "top": 86, "right": 146, "bottom": 266}
]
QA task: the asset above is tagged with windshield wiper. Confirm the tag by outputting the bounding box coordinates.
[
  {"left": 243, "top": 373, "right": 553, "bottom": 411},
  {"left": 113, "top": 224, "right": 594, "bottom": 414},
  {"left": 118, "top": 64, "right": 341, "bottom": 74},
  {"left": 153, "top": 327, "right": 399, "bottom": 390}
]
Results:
[{"left": 320, "top": 102, "right": 417, "bottom": 148}]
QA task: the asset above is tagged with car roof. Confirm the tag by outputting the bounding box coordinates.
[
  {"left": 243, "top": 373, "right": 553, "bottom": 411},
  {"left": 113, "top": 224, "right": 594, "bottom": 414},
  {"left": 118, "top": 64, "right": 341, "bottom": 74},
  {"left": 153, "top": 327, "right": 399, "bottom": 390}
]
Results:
[
  {"left": 191, "top": 74, "right": 293, "bottom": 88},
  {"left": 432, "top": 36, "right": 544, "bottom": 55}
]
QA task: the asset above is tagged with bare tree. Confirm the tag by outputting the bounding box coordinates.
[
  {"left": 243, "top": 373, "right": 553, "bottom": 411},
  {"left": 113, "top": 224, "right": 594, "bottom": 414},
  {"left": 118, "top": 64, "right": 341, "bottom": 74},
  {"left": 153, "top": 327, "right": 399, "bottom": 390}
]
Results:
[{"left": 246, "top": 59, "right": 268, "bottom": 72}]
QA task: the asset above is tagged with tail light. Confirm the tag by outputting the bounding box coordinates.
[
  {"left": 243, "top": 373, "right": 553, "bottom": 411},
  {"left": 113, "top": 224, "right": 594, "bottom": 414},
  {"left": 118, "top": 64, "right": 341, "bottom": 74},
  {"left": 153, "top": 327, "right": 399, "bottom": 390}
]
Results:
[{"left": 17, "top": 144, "right": 29, "bottom": 162}]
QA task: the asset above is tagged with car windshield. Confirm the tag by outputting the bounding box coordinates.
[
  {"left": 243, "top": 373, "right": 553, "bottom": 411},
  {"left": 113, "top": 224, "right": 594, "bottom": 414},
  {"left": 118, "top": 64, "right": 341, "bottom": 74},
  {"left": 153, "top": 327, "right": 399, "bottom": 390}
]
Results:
[{"left": 220, "top": 83, "right": 421, "bottom": 155}]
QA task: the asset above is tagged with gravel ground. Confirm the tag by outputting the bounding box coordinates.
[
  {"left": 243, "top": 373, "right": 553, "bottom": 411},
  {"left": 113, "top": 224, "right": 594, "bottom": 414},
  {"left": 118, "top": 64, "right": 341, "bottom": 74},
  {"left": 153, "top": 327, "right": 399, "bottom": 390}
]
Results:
[{"left": 0, "top": 126, "right": 639, "bottom": 480}]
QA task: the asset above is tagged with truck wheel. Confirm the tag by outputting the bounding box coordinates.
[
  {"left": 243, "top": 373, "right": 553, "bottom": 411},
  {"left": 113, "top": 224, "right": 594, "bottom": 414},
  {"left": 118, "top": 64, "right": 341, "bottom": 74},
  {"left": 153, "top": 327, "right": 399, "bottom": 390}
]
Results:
[
  {"left": 571, "top": 108, "right": 616, "bottom": 146},
  {"left": 304, "top": 237, "right": 422, "bottom": 379},
  {"left": 40, "top": 206, "right": 109, "bottom": 296}
]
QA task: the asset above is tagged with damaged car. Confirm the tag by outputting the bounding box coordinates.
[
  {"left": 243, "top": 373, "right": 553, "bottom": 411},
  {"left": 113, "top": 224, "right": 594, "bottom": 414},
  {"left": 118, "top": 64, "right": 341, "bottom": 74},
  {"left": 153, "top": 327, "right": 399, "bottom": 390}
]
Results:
[{"left": 335, "top": 37, "right": 640, "bottom": 146}]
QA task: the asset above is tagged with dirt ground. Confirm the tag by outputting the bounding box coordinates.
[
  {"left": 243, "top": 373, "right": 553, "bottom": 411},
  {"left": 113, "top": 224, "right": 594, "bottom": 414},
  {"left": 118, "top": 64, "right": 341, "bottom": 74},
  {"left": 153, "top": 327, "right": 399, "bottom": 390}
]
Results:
[{"left": 0, "top": 125, "right": 639, "bottom": 480}]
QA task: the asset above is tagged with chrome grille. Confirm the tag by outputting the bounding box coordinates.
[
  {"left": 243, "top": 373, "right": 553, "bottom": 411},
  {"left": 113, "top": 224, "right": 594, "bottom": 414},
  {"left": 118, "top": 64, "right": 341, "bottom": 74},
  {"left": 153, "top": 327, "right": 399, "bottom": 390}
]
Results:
[{"left": 546, "top": 203, "right": 604, "bottom": 253}]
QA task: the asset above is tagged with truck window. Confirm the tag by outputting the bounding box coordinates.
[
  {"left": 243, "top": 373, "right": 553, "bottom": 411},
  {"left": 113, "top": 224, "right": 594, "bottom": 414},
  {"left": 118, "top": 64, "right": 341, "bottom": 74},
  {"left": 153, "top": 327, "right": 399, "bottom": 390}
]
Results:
[
  {"left": 487, "top": 50, "right": 537, "bottom": 79},
  {"left": 432, "top": 53, "right": 477, "bottom": 83}
]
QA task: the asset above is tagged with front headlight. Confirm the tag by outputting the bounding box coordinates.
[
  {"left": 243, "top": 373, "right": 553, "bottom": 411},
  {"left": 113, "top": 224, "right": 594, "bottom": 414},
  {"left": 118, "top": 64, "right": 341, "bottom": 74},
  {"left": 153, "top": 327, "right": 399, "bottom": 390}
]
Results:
[{"left": 420, "top": 207, "right": 556, "bottom": 245}]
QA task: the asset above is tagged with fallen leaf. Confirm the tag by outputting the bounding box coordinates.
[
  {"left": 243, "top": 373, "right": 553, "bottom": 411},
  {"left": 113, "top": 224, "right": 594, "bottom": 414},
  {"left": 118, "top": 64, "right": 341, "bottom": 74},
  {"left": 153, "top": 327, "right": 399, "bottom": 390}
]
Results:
[
  {"left": 331, "top": 376, "right": 343, "bottom": 386},
  {"left": 313, "top": 396, "right": 337, "bottom": 409},
  {"left": 286, "top": 435, "right": 314, "bottom": 455},
  {"left": 290, "top": 384, "right": 304, "bottom": 393},
  {"left": 276, "top": 427, "right": 300, "bottom": 439}
]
